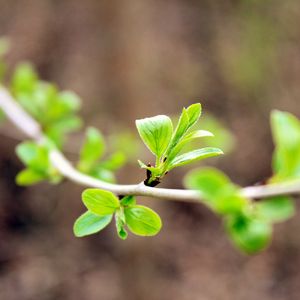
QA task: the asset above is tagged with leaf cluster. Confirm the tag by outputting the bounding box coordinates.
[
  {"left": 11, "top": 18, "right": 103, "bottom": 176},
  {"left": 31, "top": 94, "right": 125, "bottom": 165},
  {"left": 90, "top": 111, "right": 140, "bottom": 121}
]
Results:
[
  {"left": 136, "top": 103, "right": 223, "bottom": 185},
  {"left": 15, "top": 140, "right": 62, "bottom": 185},
  {"left": 74, "top": 189, "right": 162, "bottom": 239},
  {"left": 77, "top": 127, "right": 125, "bottom": 183},
  {"left": 185, "top": 168, "right": 294, "bottom": 254},
  {"left": 11, "top": 63, "right": 82, "bottom": 148}
]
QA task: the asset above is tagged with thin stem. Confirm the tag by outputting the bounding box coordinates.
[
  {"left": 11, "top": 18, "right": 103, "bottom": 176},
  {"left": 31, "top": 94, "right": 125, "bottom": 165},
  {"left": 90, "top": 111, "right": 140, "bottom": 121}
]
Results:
[{"left": 1, "top": 86, "right": 300, "bottom": 203}]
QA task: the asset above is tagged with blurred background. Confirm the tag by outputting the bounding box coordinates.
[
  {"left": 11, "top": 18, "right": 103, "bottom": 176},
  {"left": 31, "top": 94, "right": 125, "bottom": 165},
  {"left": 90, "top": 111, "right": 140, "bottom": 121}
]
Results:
[{"left": 1, "top": 0, "right": 300, "bottom": 299}]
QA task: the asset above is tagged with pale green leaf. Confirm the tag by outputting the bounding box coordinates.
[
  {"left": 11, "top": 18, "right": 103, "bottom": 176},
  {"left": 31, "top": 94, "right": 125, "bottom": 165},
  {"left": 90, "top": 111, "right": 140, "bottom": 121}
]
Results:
[
  {"left": 73, "top": 211, "right": 113, "bottom": 237},
  {"left": 169, "top": 147, "right": 223, "bottom": 169},
  {"left": 226, "top": 215, "right": 272, "bottom": 254},
  {"left": 136, "top": 115, "right": 173, "bottom": 158},
  {"left": 16, "top": 142, "right": 49, "bottom": 171},
  {"left": 16, "top": 168, "right": 46, "bottom": 186},
  {"left": 100, "top": 151, "right": 126, "bottom": 171},
  {"left": 186, "top": 103, "right": 202, "bottom": 128},
  {"left": 120, "top": 196, "right": 136, "bottom": 206},
  {"left": 185, "top": 167, "right": 247, "bottom": 214},
  {"left": 167, "top": 130, "right": 214, "bottom": 162},
  {"left": 115, "top": 210, "right": 128, "bottom": 240},
  {"left": 12, "top": 62, "right": 38, "bottom": 93},
  {"left": 270, "top": 110, "right": 300, "bottom": 181},
  {"left": 124, "top": 205, "right": 162, "bottom": 236},
  {"left": 82, "top": 189, "right": 120, "bottom": 215},
  {"left": 256, "top": 196, "right": 295, "bottom": 223},
  {"left": 79, "top": 127, "right": 105, "bottom": 171}
]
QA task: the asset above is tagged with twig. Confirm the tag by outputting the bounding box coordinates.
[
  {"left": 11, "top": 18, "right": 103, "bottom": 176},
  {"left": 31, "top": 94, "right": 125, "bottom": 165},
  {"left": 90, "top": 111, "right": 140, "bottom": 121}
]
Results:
[{"left": 1, "top": 86, "right": 300, "bottom": 203}]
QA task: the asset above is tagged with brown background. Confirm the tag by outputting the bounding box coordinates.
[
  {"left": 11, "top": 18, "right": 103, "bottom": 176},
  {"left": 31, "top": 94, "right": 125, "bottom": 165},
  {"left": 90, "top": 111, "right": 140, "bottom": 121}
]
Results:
[{"left": 1, "top": 1, "right": 300, "bottom": 299}]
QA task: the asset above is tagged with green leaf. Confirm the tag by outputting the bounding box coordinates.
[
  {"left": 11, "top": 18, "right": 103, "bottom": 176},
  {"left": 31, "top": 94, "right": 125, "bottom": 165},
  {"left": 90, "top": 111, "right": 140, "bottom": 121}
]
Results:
[
  {"left": 16, "top": 142, "right": 49, "bottom": 171},
  {"left": 186, "top": 103, "right": 202, "bottom": 128},
  {"left": 16, "top": 142, "right": 39, "bottom": 165},
  {"left": 169, "top": 147, "right": 223, "bottom": 169},
  {"left": 256, "top": 196, "right": 295, "bottom": 223},
  {"left": 100, "top": 151, "right": 126, "bottom": 171},
  {"left": 12, "top": 62, "right": 38, "bottom": 93},
  {"left": 270, "top": 110, "right": 300, "bottom": 181},
  {"left": 124, "top": 205, "right": 162, "bottom": 236},
  {"left": 185, "top": 168, "right": 247, "bottom": 214},
  {"left": 169, "top": 104, "right": 202, "bottom": 152},
  {"left": 82, "top": 189, "right": 120, "bottom": 215},
  {"left": 16, "top": 168, "right": 46, "bottom": 186},
  {"left": 120, "top": 195, "right": 136, "bottom": 206},
  {"left": 58, "top": 91, "right": 81, "bottom": 112},
  {"left": 90, "top": 168, "right": 116, "bottom": 183},
  {"left": 167, "top": 130, "right": 214, "bottom": 162},
  {"left": 115, "top": 209, "right": 128, "bottom": 240},
  {"left": 136, "top": 115, "right": 173, "bottom": 158},
  {"left": 226, "top": 215, "right": 272, "bottom": 254},
  {"left": 170, "top": 108, "right": 190, "bottom": 149},
  {"left": 73, "top": 210, "right": 113, "bottom": 237},
  {"left": 79, "top": 127, "right": 105, "bottom": 171}
]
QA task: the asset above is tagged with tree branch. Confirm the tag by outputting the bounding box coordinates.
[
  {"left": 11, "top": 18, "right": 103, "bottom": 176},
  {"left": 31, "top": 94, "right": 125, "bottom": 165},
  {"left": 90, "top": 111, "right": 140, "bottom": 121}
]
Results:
[{"left": 1, "top": 86, "right": 300, "bottom": 203}]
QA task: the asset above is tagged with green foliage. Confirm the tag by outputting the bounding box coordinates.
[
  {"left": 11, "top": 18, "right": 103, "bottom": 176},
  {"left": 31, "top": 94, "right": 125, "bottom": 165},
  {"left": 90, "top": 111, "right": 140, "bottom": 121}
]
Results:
[
  {"left": 225, "top": 214, "right": 272, "bottom": 254},
  {"left": 77, "top": 127, "right": 126, "bottom": 183},
  {"left": 136, "top": 104, "right": 223, "bottom": 185},
  {"left": 78, "top": 127, "right": 105, "bottom": 172},
  {"left": 270, "top": 110, "right": 300, "bottom": 182},
  {"left": 124, "top": 205, "right": 162, "bottom": 236},
  {"left": 74, "top": 211, "right": 113, "bottom": 237},
  {"left": 185, "top": 167, "right": 295, "bottom": 254},
  {"left": 82, "top": 189, "right": 120, "bottom": 215},
  {"left": 255, "top": 196, "right": 295, "bottom": 223},
  {"left": 75, "top": 189, "right": 162, "bottom": 239},
  {"left": 1, "top": 47, "right": 298, "bottom": 254},
  {"left": 15, "top": 140, "right": 61, "bottom": 185},
  {"left": 136, "top": 115, "right": 173, "bottom": 158},
  {"left": 185, "top": 168, "right": 247, "bottom": 214},
  {"left": 188, "top": 114, "right": 235, "bottom": 154},
  {"left": 11, "top": 63, "right": 82, "bottom": 148}
]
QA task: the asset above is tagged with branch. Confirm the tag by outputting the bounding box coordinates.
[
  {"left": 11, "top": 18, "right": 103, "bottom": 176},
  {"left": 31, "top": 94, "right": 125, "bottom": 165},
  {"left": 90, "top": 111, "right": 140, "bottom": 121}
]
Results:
[{"left": 1, "top": 86, "right": 300, "bottom": 203}]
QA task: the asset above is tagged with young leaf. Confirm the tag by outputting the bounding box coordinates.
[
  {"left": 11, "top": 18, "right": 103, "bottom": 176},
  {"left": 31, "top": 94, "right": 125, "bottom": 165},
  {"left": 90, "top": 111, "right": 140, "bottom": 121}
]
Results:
[
  {"left": 58, "top": 91, "right": 81, "bottom": 112},
  {"left": 12, "top": 62, "right": 38, "bottom": 94},
  {"left": 16, "top": 141, "right": 49, "bottom": 171},
  {"left": 136, "top": 115, "right": 173, "bottom": 158},
  {"left": 169, "top": 108, "right": 190, "bottom": 150},
  {"left": 16, "top": 142, "right": 40, "bottom": 165},
  {"left": 186, "top": 103, "right": 202, "bottom": 128},
  {"left": 90, "top": 168, "right": 116, "bottom": 183},
  {"left": 74, "top": 211, "right": 113, "bottom": 237},
  {"left": 185, "top": 168, "right": 247, "bottom": 214},
  {"left": 16, "top": 168, "right": 46, "bottom": 186},
  {"left": 226, "top": 215, "right": 272, "bottom": 254},
  {"left": 120, "top": 195, "right": 136, "bottom": 206},
  {"left": 256, "top": 196, "right": 295, "bottom": 223},
  {"left": 79, "top": 127, "right": 105, "bottom": 171},
  {"left": 115, "top": 209, "right": 128, "bottom": 240},
  {"left": 99, "top": 151, "right": 126, "bottom": 171},
  {"left": 82, "top": 189, "right": 120, "bottom": 215},
  {"left": 270, "top": 110, "right": 300, "bottom": 181},
  {"left": 124, "top": 205, "right": 162, "bottom": 236},
  {"left": 168, "top": 147, "right": 223, "bottom": 169},
  {"left": 169, "top": 103, "right": 202, "bottom": 151},
  {"left": 167, "top": 130, "right": 214, "bottom": 162}
]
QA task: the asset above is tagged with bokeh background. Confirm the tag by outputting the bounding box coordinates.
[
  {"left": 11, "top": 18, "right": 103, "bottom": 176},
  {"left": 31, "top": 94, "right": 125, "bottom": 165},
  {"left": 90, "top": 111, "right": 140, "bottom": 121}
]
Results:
[{"left": 1, "top": 1, "right": 300, "bottom": 299}]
